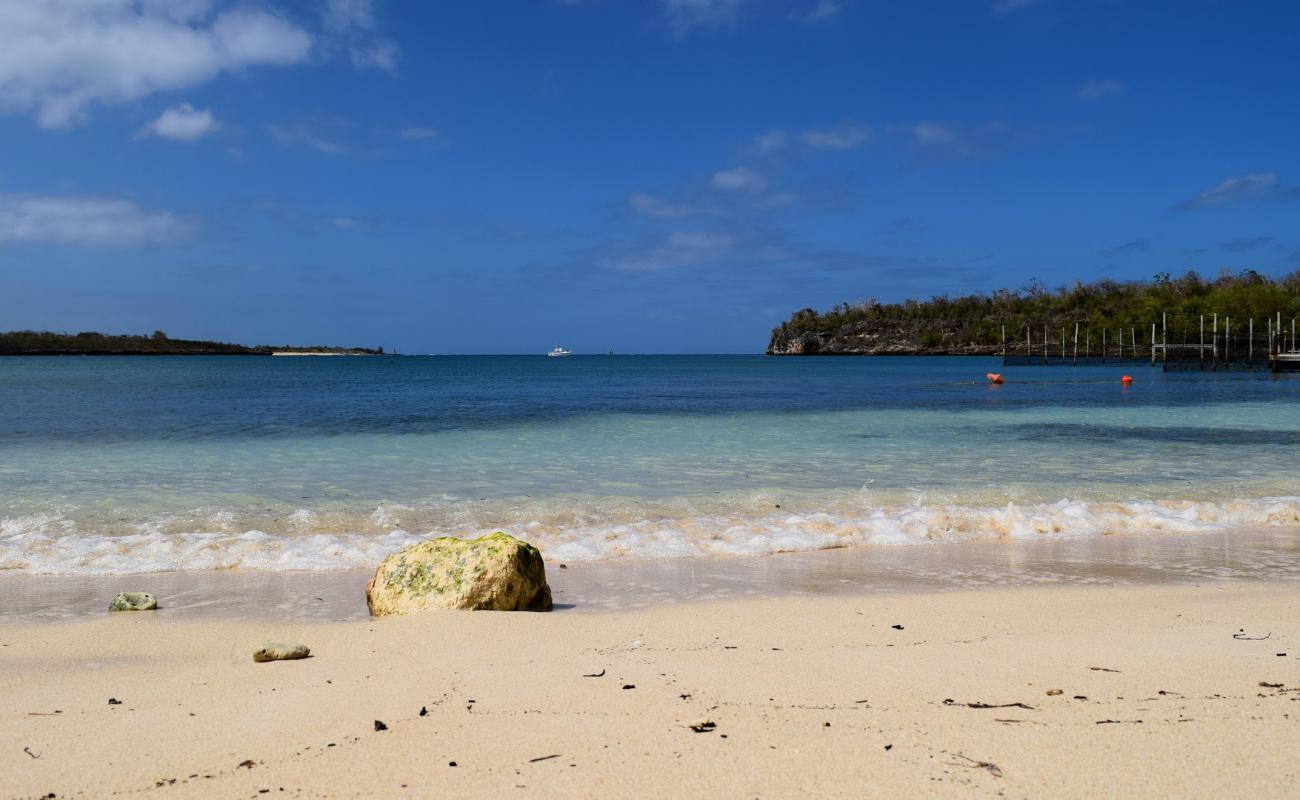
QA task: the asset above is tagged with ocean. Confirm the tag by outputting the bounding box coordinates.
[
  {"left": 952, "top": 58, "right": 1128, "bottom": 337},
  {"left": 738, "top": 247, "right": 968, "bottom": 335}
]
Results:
[{"left": 2, "top": 354, "right": 1298, "bottom": 576}]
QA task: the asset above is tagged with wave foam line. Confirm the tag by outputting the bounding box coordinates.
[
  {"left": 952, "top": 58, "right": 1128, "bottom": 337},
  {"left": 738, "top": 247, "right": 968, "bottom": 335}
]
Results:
[{"left": 1, "top": 497, "right": 1297, "bottom": 574}]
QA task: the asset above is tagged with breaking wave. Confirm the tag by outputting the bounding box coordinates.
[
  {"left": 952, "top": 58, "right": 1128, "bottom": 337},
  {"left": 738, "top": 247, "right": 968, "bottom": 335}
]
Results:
[{"left": 2, "top": 495, "right": 1298, "bottom": 574}]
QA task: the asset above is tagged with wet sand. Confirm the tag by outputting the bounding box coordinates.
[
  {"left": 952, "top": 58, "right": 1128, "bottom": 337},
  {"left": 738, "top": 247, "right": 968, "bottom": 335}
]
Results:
[
  {"left": 3, "top": 579, "right": 1298, "bottom": 798},
  {"left": 3, "top": 527, "right": 1299, "bottom": 622}
]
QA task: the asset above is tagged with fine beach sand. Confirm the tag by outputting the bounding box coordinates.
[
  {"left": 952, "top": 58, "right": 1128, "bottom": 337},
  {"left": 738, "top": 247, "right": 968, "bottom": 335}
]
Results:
[{"left": 3, "top": 581, "right": 1298, "bottom": 799}]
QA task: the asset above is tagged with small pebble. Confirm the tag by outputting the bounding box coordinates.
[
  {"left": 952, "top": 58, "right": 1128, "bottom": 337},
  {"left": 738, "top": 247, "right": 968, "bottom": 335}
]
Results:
[
  {"left": 253, "top": 642, "right": 311, "bottom": 663},
  {"left": 108, "top": 592, "right": 157, "bottom": 612}
]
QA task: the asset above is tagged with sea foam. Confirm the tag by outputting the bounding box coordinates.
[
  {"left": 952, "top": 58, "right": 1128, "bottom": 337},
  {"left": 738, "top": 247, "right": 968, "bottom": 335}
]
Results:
[{"left": 1, "top": 496, "right": 1297, "bottom": 575}]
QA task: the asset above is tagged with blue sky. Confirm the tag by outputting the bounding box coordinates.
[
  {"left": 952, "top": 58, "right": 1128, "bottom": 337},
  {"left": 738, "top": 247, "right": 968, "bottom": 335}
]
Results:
[{"left": 0, "top": 0, "right": 1297, "bottom": 353}]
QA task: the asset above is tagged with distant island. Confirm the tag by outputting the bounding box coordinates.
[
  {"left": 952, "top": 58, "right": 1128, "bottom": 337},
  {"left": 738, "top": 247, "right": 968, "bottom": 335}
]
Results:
[
  {"left": 0, "top": 330, "right": 383, "bottom": 356},
  {"left": 768, "top": 269, "right": 1300, "bottom": 355}
]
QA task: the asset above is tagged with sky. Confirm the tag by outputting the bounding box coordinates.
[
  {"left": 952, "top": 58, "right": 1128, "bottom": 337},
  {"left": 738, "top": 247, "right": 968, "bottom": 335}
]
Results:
[{"left": 0, "top": 0, "right": 1297, "bottom": 354}]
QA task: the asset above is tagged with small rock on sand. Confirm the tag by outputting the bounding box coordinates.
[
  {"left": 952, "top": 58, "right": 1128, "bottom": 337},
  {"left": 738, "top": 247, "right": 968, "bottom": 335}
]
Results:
[
  {"left": 108, "top": 592, "right": 157, "bottom": 612},
  {"left": 253, "top": 642, "right": 311, "bottom": 662}
]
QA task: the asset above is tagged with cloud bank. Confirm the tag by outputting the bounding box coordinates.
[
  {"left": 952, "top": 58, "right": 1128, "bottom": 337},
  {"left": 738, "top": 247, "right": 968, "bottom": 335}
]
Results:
[
  {"left": 1171, "top": 173, "right": 1279, "bottom": 211},
  {"left": 662, "top": 0, "right": 743, "bottom": 38},
  {"left": 0, "top": 193, "right": 195, "bottom": 246},
  {"left": 0, "top": 1, "right": 313, "bottom": 128}
]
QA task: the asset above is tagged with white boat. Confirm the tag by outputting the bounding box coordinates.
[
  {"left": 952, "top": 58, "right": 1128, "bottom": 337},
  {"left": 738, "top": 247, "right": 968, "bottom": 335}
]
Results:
[{"left": 547, "top": 346, "right": 572, "bottom": 357}]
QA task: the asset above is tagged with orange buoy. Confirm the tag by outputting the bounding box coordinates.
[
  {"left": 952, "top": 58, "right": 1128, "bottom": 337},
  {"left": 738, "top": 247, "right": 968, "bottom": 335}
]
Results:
[
  {"left": 986, "top": 372, "right": 1004, "bottom": 384},
  {"left": 1121, "top": 375, "right": 1133, "bottom": 385}
]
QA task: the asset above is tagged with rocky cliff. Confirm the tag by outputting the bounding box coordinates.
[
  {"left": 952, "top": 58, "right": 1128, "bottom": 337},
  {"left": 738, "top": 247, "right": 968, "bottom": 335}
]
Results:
[{"left": 767, "top": 317, "right": 1000, "bottom": 355}]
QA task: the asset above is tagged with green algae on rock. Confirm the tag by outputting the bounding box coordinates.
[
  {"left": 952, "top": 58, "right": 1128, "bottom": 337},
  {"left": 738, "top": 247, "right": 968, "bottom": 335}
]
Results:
[
  {"left": 108, "top": 592, "right": 157, "bottom": 612},
  {"left": 366, "top": 532, "right": 553, "bottom": 616},
  {"left": 253, "top": 642, "right": 311, "bottom": 662}
]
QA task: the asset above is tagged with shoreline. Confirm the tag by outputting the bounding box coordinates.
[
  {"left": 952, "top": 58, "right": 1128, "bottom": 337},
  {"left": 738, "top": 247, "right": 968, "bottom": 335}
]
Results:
[
  {"left": 4, "top": 580, "right": 1298, "bottom": 798},
  {"left": 4, "top": 526, "right": 1299, "bottom": 624}
]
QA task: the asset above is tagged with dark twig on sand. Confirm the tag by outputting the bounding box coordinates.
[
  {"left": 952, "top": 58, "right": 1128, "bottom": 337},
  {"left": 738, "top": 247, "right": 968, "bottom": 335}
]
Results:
[
  {"left": 943, "top": 699, "right": 1035, "bottom": 710},
  {"left": 1096, "top": 719, "right": 1144, "bottom": 725},
  {"left": 582, "top": 669, "right": 606, "bottom": 677},
  {"left": 24, "top": 746, "right": 41, "bottom": 759},
  {"left": 1089, "top": 666, "right": 1121, "bottom": 673},
  {"left": 1233, "top": 631, "right": 1271, "bottom": 641},
  {"left": 949, "top": 754, "right": 1003, "bottom": 778}
]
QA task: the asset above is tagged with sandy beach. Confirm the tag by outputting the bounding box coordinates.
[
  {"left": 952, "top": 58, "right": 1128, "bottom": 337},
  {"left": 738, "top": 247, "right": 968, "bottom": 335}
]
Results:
[{"left": 4, "top": 580, "right": 1298, "bottom": 799}]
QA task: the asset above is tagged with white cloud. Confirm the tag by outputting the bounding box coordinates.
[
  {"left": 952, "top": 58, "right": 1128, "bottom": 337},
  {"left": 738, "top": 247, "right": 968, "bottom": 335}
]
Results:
[
  {"left": 0, "top": 1, "right": 313, "bottom": 129},
  {"left": 324, "top": 0, "right": 376, "bottom": 32},
  {"left": 269, "top": 123, "right": 348, "bottom": 154},
  {"left": 600, "top": 231, "right": 738, "bottom": 271},
  {"left": 753, "top": 129, "right": 788, "bottom": 154},
  {"left": 398, "top": 126, "right": 439, "bottom": 141},
  {"left": 323, "top": 0, "right": 399, "bottom": 72},
  {"left": 140, "top": 102, "right": 218, "bottom": 140},
  {"left": 329, "top": 216, "right": 360, "bottom": 230},
  {"left": 908, "top": 122, "right": 960, "bottom": 147},
  {"left": 0, "top": 193, "right": 195, "bottom": 246},
  {"left": 898, "top": 121, "right": 1025, "bottom": 163},
  {"left": 629, "top": 192, "right": 693, "bottom": 218},
  {"left": 1078, "top": 80, "right": 1127, "bottom": 100},
  {"left": 1171, "top": 173, "right": 1279, "bottom": 211},
  {"left": 800, "top": 124, "right": 871, "bottom": 150},
  {"left": 662, "top": 0, "right": 743, "bottom": 38},
  {"left": 791, "top": 1, "right": 843, "bottom": 23},
  {"left": 711, "top": 166, "right": 766, "bottom": 192},
  {"left": 350, "top": 39, "right": 400, "bottom": 71}
]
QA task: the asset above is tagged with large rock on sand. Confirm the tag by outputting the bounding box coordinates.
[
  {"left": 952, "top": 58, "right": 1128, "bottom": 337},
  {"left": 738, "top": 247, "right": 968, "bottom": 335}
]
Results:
[{"left": 366, "top": 532, "right": 553, "bottom": 616}]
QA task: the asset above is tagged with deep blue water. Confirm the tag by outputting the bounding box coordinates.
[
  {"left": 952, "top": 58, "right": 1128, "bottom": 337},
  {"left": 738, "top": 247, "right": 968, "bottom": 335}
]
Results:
[{"left": 1, "top": 354, "right": 1295, "bottom": 443}]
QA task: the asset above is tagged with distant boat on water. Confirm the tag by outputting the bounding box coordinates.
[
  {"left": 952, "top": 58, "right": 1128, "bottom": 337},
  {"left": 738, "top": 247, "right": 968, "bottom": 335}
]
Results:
[{"left": 547, "top": 346, "right": 572, "bottom": 357}]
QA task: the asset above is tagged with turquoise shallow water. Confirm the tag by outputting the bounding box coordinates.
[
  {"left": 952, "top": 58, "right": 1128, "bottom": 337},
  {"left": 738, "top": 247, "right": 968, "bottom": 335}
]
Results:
[{"left": 1, "top": 355, "right": 1298, "bottom": 573}]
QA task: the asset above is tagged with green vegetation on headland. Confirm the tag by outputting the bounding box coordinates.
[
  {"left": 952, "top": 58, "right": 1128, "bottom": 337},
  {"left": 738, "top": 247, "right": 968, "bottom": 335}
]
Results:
[
  {"left": 0, "top": 330, "right": 383, "bottom": 356},
  {"left": 768, "top": 269, "right": 1300, "bottom": 355}
]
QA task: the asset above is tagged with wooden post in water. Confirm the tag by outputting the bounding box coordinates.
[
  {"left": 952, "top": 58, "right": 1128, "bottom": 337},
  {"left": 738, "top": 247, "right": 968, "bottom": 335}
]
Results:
[
  {"left": 1061, "top": 328, "right": 1065, "bottom": 361},
  {"left": 1086, "top": 328, "right": 1091, "bottom": 362},
  {"left": 1199, "top": 314, "right": 1205, "bottom": 370},
  {"left": 1043, "top": 324, "right": 1048, "bottom": 363},
  {"left": 1131, "top": 327, "right": 1136, "bottom": 359},
  {"left": 1025, "top": 325, "right": 1030, "bottom": 363},
  {"left": 1249, "top": 317, "right": 1254, "bottom": 368},
  {"left": 1162, "top": 313, "right": 1168, "bottom": 371},
  {"left": 1212, "top": 313, "right": 1218, "bottom": 371},
  {"left": 1073, "top": 322, "right": 1079, "bottom": 365},
  {"left": 1226, "top": 316, "right": 1231, "bottom": 369},
  {"left": 1001, "top": 325, "right": 1006, "bottom": 357},
  {"left": 1102, "top": 328, "right": 1107, "bottom": 363}
]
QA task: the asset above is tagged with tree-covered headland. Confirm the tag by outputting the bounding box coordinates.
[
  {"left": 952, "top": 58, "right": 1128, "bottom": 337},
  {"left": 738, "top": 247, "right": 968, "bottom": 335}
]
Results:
[
  {"left": 0, "top": 330, "right": 383, "bottom": 356},
  {"left": 768, "top": 269, "right": 1300, "bottom": 355}
]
